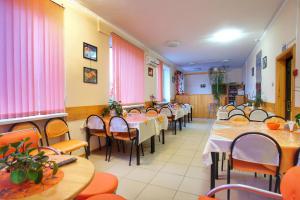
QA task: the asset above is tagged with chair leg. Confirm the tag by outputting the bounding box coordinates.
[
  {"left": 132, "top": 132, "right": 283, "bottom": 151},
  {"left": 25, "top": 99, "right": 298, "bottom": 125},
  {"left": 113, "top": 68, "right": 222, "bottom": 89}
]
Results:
[
  {"left": 174, "top": 120, "right": 177, "bottom": 135},
  {"left": 269, "top": 175, "right": 272, "bottom": 191},
  {"left": 254, "top": 172, "right": 257, "bottom": 178},
  {"left": 129, "top": 140, "right": 134, "bottom": 166},
  {"left": 227, "top": 160, "right": 231, "bottom": 200},
  {"left": 141, "top": 143, "right": 144, "bottom": 156},
  {"left": 122, "top": 141, "right": 126, "bottom": 153},
  {"left": 98, "top": 137, "right": 101, "bottom": 151},
  {"left": 84, "top": 146, "right": 89, "bottom": 159},
  {"left": 158, "top": 134, "right": 161, "bottom": 143},
  {"left": 105, "top": 137, "right": 110, "bottom": 161},
  {"left": 108, "top": 140, "right": 113, "bottom": 162},
  {"left": 274, "top": 176, "right": 280, "bottom": 193},
  {"left": 221, "top": 152, "right": 225, "bottom": 171}
]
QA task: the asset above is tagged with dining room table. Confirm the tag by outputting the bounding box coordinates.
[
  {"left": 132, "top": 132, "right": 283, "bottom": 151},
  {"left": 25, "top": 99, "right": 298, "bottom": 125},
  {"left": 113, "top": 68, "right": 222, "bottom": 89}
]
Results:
[
  {"left": 203, "top": 120, "right": 300, "bottom": 189},
  {"left": 0, "top": 156, "right": 95, "bottom": 200},
  {"left": 216, "top": 107, "right": 274, "bottom": 120}
]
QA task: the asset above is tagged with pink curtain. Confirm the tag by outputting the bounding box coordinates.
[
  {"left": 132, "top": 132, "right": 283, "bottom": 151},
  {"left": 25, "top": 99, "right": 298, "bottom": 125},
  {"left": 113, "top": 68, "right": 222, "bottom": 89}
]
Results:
[
  {"left": 0, "top": 0, "right": 64, "bottom": 119},
  {"left": 157, "top": 60, "right": 163, "bottom": 101},
  {"left": 111, "top": 33, "right": 145, "bottom": 104}
]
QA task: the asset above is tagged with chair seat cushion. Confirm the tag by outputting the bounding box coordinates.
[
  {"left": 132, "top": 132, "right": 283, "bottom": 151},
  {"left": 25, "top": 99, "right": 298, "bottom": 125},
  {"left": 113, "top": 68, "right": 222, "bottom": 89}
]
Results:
[
  {"left": 233, "top": 159, "right": 277, "bottom": 176},
  {"left": 51, "top": 139, "right": 88, "bottom": 154},
  {"left": 86, "top": 194, "right": 125, "bottom": 200},
  {"left": 76, "top": 172, "right": 118, "bottom": 200},
  {"left": 113, "top": 129, "right": 137, "bottom": 141},
  {"left": 30, "top": 148, "right": 57, "bottom": 156},
  {"left": 91, "top": 132, "right": 107, "bottom": 137},
  {"left": 198, "top": 196, "right": 217, "bottom": 200}
]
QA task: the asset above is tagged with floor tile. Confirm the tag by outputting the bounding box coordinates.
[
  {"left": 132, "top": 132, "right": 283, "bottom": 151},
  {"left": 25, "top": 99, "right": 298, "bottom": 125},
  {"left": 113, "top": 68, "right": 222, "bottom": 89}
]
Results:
[
  {"left": 179, "top": 177, "right": 210, "bottom": 195},
  {"left": 151, "top": 172, "right": 184, "bottom": 190},
  {"left": 161, "top": 162, "right": 189, "bottom": 176},
  {"left": 136, "top": 185, "right": 176, "bottom": 200},
  {"left": 173, "top": 191, "right": 199, "bottom": 200},
  {"left": 126, "top": 168, "right": 157, "bottom": 183},
  {"left": 116, "top": 178, "right": 146, "bottom": 200}
]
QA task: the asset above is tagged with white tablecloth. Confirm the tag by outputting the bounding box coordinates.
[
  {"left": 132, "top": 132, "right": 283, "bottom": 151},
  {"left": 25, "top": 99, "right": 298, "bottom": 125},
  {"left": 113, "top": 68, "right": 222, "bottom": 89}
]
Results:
[
  {"left": 146, "top": 114, "right": 168, "bottom": 135},
  {"left": 171, "top": 108, "right": 185, "bottom": 120}
]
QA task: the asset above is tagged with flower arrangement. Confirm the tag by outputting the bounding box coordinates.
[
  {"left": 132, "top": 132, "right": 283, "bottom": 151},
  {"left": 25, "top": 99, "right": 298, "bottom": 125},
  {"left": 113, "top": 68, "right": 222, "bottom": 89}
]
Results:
[
  {"left": 0, "top": 138, "right": 58, "bottom": 184},
  {"left": 150, "top": 95, "right": 156, "bottom": 107},
  {"left": 101, "top": 99, "right": 123, "bottom": 117}
]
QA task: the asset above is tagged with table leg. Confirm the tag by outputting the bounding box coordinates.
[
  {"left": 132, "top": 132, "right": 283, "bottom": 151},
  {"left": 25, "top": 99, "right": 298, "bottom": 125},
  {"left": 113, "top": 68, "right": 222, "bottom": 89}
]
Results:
[
  {"left": 136, "top": 130, "right": 140, "bottom": 165},
  {"left": 174, "top": 120, "right": 177, "bottom": 135},
  {"left": 191, "top": 108, "right": 193, "bottom": 121},
  {"left": 211, "top": 152, "right": 216, "bottom": 190},
  {"left": 162, "top": 130, "right": 165, "bottom": 144},
  {"left": 184, "top": 115, "right": 186, "bottom": 127},
  {"left": 150, "top": 135, "right": 155, "bottom": 153},
  {"left": 179, "top": 118, "right": 182, "bottom": 130},
  {"left": 216, "top": 153, "right": 219, "bottom": 179},
  {"left": 86, "top": 130, "right": 91, "bottom": 156}
]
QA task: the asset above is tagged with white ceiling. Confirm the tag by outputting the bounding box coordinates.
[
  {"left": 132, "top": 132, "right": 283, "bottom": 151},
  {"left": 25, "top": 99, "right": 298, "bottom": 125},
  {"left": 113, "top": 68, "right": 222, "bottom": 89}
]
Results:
[{"left": 78, "top": 0, "right": 284, "bottom": 72}]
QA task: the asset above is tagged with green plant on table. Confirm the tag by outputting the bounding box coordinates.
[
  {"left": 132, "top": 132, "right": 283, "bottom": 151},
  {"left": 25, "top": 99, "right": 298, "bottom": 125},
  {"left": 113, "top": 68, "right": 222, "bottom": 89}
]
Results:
[
  {"left": 0, "top": 138, "right": 58, "bottom": 184},
  {"left": 101, "top": 99, "right": 123, "bottom": 117},
  {"left": 295, "top": 113, "right": 300, "bottom": 127},
  {"left": 209, "top": 67, "right": 226, "bottom": 106}
]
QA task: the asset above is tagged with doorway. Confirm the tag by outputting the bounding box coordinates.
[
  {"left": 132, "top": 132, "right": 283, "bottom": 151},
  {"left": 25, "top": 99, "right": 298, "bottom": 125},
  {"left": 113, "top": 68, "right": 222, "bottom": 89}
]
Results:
[{"left": 275, "top": 45, "right": 296, "bottom": 120}]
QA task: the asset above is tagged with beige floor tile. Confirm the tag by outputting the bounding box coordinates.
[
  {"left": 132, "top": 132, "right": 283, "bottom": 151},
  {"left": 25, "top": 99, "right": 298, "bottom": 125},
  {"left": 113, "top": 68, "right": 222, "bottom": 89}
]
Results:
[
  {"left": 105, "top": 163, "right": 135, "bottom": 178},
  {"left": 173, "top": 191, "right": 199, "bottom": 200},
  {"left": 116, "top": 178, "right": 146, "bottom": 200},
  {"left": 185, "top": 166, "right": 210, "bottom": 181},
  {"left": 179, "top": 177, "right": 210, "bottom": 195},
  {"left": 150, "top": 172, "right": 184, "bottom": 190},
  {"left": 139, "top": 159, "right": 166, "bottom": 172},
  {"left": 136, "top": 185, "right": 176, "bottom": 200},
  {"left": 126, "top": 168, "right": 157, "bottom": 183},
  {"left": 169, "top": 154, "right": 193, "bottom": 165},
  {"left": 161, "top": 162, "right": 189, "bottom": 175}
]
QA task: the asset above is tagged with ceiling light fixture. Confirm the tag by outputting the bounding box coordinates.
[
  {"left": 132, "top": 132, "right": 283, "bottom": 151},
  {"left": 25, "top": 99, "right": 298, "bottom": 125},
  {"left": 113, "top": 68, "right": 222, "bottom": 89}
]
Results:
[
  {"left": 165, "top": 40, "right": 181, "bottom": 48},
  {"left": 209, "top": 28, "right": 243, "bottom": 43}
]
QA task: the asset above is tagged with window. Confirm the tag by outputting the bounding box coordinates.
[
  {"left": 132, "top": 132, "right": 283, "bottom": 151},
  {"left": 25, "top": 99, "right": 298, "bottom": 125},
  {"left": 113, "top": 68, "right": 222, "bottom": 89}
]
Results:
[
  {"left": 0, "top": 0, "right": 65, "bottom": 120},
  {"left": 110, "top": 33, "right": 145, "bottom": 104},
  {"left": 163, "top": 65, "right": 171, "bottom": 102}
]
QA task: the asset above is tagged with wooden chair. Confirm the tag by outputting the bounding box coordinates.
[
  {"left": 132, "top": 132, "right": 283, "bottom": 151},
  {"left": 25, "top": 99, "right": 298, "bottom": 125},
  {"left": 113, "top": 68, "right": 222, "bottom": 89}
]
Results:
[
  {"left": 44, "top": 118, "right": 89, "bottom": 158},
  {"left": 76, "top": 172, "right": 119, "bottom": 200},
  {"left": 199, "top": 166, "right": 300, "bottom": 200},
  {"left": 0, "top": 128, "right": 60, "bottom": 158},
  {"left": 249, "top": 109, "right": 269, "bottom": 122},
  {"left": 228, "top": 114, "right": 250, "bottom": 123},
  {"left": 228, "top": 109, "right": 246, "bottom": 118},
  {"left": 227, "top": 132, "right": 282, "bottom": 199},
  {"left": 108, "top": 116, "right": 139, "bottom": 166},
  {"left": 86, "top": 115, "right": 109, "bottom": 160},
  {"left": 128, "top": 108, "right": 141, "bottom": 114},
  {"left": 159, "top": 107, "right": 177, "bottom": 134}
]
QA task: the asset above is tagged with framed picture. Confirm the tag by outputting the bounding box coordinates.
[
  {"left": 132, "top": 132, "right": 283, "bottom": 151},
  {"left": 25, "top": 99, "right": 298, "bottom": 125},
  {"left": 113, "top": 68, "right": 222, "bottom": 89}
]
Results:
[
  {"left": 83, "top": 67, "right": 97, "bottom": 84},
  {"left": 251, "top": 67, "right": 255, "bottom": 76},
  {"left": 148, "top": 67, "right": 153, "bottom": 77},
  {"left": 83, "top": 42, "right": 97, "bottom": 61},
  {"left": 263, "top": 56, "right": 267, "bottom": 69},
  {"left": 200, "top": 84, "right": 206, "bottom": 88}
]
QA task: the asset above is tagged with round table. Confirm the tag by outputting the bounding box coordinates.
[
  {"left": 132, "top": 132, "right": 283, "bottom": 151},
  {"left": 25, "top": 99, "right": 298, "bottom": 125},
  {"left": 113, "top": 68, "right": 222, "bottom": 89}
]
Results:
[{"left": 24, "top": 156, "right": 95, "bottom": 200}]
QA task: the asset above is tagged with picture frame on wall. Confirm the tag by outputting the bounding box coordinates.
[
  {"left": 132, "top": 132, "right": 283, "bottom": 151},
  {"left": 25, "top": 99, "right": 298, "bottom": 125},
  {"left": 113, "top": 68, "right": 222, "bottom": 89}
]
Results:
[
  {"left": 251, "top": 67, "right": 255, "bottom": 76},
  {"left": 83, "top": 67, "right": 97, "bottom": 84},
  {"left": 263, "top": 56, "right": 267, "bottom": 69},
  {"left": 148, "top": 67, "right": 153, "bottom": 77},
  {"left": 83, "top": 42, "right": 97, "bottom": 61}
]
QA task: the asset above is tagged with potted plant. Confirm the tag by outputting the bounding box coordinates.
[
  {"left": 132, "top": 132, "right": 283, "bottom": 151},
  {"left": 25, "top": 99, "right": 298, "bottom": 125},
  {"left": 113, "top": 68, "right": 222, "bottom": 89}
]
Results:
[
  {"left": 209, "top": 67, "right": 226, "bottom": 106},
  {"left": 101, "top": 99, "right": 123, "bottom": 117},
  {"left": 295, "top": 113, "right": 300, "bottom": 127},
  {"left": 149, "top": 95, "right": 156, "bottom": 107},
  {"left": 0, "top": 138, "right": 58, "bottom": 184}
]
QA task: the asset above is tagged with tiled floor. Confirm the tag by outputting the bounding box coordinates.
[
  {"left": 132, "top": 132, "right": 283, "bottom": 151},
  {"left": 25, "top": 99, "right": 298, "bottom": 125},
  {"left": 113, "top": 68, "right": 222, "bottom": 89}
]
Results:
[{"left": 89, "top": 119, "right": 273, "bottom": 200}]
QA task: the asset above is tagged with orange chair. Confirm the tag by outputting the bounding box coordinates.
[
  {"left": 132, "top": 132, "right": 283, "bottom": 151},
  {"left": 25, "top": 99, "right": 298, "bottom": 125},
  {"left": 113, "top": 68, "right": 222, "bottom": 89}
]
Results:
[
  {"left": 199, "top": 166, "right": 300, "bottom": 200},
  {"left": 76, "top": 172, "right": 118, "bottom": 200},
  {"left": 0, "top": 128, "right": 60, "bottom": 158},
  {"left": 128, "top": 108, "right": 141, "bottom": 114},
  {"left": 44, "top": 118, "right": 88, "bottom": 158},
  {"left": 86, "top": 194, "right": 125, "bottom": 200},
  {"left": 159, "top": 107, "right": 177, "bottom": 134}
]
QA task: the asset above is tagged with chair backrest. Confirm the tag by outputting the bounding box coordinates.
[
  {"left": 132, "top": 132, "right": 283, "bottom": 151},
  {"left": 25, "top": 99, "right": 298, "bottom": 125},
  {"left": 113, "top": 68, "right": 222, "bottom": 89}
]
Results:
[
  {"left": 281, "top": 166, "right": 300, "bottom": 200},
  {"left": 295, "top": 148, "right": 300, "bottom": 166},
  {"left": 228, "top": 114, "right": 249, "bottom": 123},
  {"left": 249, "top": 109, "right": 268, "bottom": 122},
  {"left": 109, "top": 116, "right": 130, "bottom": 133},
  {"left": 226, "top": 105, "right": 236, "bottom": 112},
  {"left": 0, "top": 128, "right": 40, "bottom": 158},
  {"left": 86, "top": 115, "right": 106, "bottom": 131},
  {"left": 228, "top": 109, "right": 245, "bottom": 118},
  {"left": 128, "top": 108, "right": 141, "bottom": 114},
  {"left": 159, "top": 107, "right": 173, "bottom": 117},
  {"left": 9, "top": 121, "right": 43, "bottom": 145},
  {"left": 146, "top": 109, "right": 158, "bottom": 116},
  {"left": 264, "top": 116, "right": 286, "bottom": 124},
  {"left": 231, "top": 132, "right": 281, "bottom": 167},
  {"left": 236, "top": 105, "right": 245, "bottom": 110},
  {"left": 44, "top": 118, "right": 69, "bottom": 140},
  {"left": 146, "top": 107, "right": 155, "bottom": 111}
]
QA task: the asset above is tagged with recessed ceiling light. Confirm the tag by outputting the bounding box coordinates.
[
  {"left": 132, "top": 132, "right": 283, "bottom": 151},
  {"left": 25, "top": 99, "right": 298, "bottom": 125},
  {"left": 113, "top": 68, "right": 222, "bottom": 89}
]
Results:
[
  {"left": 209, "top": 28, "right": 243, "bottom": 43},
  {"left": 165, "top": 40, "right": 181, "bottom": 48}
]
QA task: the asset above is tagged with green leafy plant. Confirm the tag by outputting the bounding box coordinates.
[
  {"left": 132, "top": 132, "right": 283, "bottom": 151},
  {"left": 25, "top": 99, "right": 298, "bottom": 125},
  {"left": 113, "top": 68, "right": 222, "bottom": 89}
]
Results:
[
  {"left": 209, "top": 67, "right": 226, "bottom": 105},
  {"left": 295, "top": 113, "right": 300, "bottom": 127},
  {"left": 0, "top": 138, "right": 58, "bottom": 185},
  {"left": 101, "top": 99, "right": 123, "bottom": 117}
]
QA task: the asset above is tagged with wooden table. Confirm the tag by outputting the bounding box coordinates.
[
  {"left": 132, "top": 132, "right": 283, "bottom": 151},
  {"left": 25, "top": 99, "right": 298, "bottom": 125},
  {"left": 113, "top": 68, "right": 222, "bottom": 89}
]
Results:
[
  {"left": 24, "top": 156, "right": 95, "bottom": 200},
  {"left": 203, "top": 120, "right": 300, "bottom": 189}
]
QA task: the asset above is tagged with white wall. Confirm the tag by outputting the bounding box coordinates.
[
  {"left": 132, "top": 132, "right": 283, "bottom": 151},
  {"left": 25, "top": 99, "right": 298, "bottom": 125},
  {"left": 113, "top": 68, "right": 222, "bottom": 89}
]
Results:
[
  {"left": 243, "top": 0, "right": 298, "bottom": 103},
  {"left": 184, "top": 68, "right": 243, "bottom": 95}
]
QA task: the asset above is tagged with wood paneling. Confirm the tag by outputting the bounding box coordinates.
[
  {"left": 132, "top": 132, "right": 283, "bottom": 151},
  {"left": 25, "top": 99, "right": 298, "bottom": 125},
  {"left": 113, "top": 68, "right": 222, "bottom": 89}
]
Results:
[
  {"left": 66, "top": 105, "right": 107, "bottom": 121},
  {"left": 176, "top": 94, "right": 215, "bottom": 118},
  {"left": 262, "top": 102, "right": 275, "bottom": 114}
]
